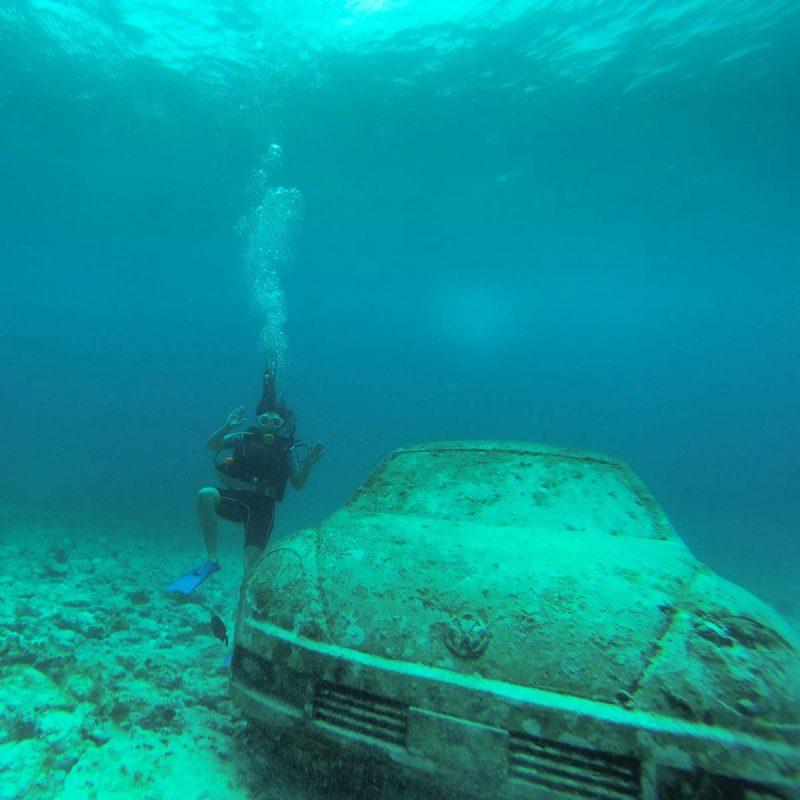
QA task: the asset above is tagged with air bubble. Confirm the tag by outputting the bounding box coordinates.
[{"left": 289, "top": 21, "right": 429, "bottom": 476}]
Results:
[{"left": 236, "top": 149, "right": 302, "bottom": 373}]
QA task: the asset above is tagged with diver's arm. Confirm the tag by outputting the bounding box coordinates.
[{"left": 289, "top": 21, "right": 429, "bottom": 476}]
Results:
[
  {"left": 204, "top": 425, "right": 233, "bottom": 451},
  {"left": 289, "top": 461, "right": 311, "bottom": 491},
  {"left": 289, "top": 442, "right": 325, "bottom": 490},
  {"left": 204, "top": 406, "right": 245, "bottom": 451}
]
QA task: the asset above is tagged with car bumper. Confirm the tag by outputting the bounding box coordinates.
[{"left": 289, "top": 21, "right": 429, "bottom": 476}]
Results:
[{"left": 231, "top": 620, "right": 800, "bottom": 799}]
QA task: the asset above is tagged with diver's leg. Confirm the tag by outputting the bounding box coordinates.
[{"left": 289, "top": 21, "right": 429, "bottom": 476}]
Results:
[
  {"left": 197, "top": 487, "right": 221, "bottom": 561},
  {"left": 243, "top": 545, "right": 263, "bottom": 579},
  {"left": 242, "top": 496, "right": 275, "bottom": 577},
  {"left": 236, "top": 544, "right": 263, "bottom": 635}
]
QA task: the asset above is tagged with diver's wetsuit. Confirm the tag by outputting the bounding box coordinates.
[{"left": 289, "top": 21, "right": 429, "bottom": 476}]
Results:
[
  {"left": 214, "top": 429, "right": 299, "bottom": 549},
  {"left": 216, "top": 490, "right": 277, "bottom": 549}
]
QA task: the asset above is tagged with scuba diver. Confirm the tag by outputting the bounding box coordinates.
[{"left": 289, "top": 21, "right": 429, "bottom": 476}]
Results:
[{"left": 166, "top": 367, "right": 324, "bottom": 594}]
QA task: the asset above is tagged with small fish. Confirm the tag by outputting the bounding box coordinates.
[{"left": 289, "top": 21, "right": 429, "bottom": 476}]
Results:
[{"left": 210, "top": 613, "right": 229, "bottom": 646}]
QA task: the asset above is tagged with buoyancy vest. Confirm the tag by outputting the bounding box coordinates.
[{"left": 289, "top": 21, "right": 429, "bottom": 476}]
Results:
[{"left": 215, "top": 428, "right": 293, "bottom": 500}]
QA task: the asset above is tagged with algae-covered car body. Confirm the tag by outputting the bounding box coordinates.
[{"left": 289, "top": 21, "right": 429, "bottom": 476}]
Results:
[{"left": 231, "top": 441, "right": 800, "bottom": 799}]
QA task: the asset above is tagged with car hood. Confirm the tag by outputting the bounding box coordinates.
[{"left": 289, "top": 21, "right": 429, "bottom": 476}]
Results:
[
  {"left": 243, "top": 442, "right": 800, "bottom": 737},
  {"left": 246, "top": 515, "right": 799, "bottom": 736}
]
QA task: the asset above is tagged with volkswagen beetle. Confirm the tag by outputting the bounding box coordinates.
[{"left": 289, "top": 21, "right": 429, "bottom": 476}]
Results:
[{"left": 231, "top": 441, "right": 800, "bottom": 799}]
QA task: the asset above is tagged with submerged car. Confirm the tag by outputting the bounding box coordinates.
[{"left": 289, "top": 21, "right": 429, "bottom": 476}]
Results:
[{"left": 231, "top": 441, "right": 800, "bottom": 799}]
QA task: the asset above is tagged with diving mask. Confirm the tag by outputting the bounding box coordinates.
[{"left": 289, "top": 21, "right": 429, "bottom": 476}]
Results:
[{"left": 257, "top": 412, "right": 284, "bottom": 432}]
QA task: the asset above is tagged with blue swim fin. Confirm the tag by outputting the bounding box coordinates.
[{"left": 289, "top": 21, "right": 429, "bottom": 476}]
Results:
[{"left": 166, "top": 559, "right": 220, "bottom": 595}]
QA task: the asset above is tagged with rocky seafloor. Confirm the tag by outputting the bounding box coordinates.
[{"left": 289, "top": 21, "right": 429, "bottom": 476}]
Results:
[
  {"left": 1, "top": 508, "right": 798, "bottom": 799},
  {"left": 0, "top": 509, "right": 315, "bottom": 800}
]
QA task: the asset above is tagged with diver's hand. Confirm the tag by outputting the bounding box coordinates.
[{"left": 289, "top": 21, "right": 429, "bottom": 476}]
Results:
[
  {"left": 226, "top": 406, "right": 246, "bottom": 428},
  {"left": 306, "top": 442, "right": 325, "bottom": 467}
]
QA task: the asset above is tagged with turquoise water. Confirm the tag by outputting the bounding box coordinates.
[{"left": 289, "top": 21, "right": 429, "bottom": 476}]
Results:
[
  {"left": 1, "top": 2, "right": 799, "bottom": 796},
  {"left": 3, "top": 0, "right": 798, "bottom": 580}
]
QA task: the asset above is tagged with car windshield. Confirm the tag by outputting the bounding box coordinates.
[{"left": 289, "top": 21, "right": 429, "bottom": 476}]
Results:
[{"left": 351, "top": 445, "right": 672, "bottom": 540}]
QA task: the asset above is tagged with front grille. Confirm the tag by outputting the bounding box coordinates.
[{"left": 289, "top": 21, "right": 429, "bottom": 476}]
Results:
[
  {"left": 509, "top": 732, "right": 641, "bottom": 800},
  {"left": 232, "top": 646, "right": 274, "bottom": 692},
  {"left": 312, "top": 682, "right": 407, "bottom": 747}
]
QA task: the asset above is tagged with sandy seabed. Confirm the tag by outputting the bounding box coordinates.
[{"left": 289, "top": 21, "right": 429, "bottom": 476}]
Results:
[{"left": 1, "top": 506, "right": 797, "bottom": 800}]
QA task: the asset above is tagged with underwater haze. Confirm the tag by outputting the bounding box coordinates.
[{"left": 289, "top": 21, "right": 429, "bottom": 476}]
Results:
[
  {"left": 1, "top": 0, "right": 799, "bottom": 796},
  {"left": 3, "top": 0, "right": 799, "bottom": 581}
]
